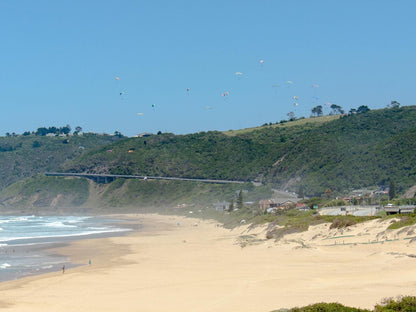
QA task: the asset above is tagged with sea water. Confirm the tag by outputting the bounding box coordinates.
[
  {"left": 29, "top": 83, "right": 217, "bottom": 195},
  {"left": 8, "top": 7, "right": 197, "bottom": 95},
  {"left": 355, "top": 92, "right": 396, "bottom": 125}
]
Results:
[{"left": 0, "top": 215, "right": 131, "bottom": 282}]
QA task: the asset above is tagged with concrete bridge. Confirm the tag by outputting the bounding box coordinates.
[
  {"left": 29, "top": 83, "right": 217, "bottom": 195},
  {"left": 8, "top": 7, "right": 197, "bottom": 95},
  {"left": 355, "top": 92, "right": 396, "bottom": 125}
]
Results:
[{"left": 45, "top": 172, "right": 250, "bottom": 185}]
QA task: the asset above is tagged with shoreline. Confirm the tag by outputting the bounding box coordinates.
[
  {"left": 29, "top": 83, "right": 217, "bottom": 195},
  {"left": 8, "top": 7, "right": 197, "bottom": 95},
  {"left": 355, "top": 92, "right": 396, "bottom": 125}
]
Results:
[
  {"left": 0, "top": 213, "right": 415, "bottom": 311},
  {"left": 0, "top": 215, "right": 137, "bottom": 283}
]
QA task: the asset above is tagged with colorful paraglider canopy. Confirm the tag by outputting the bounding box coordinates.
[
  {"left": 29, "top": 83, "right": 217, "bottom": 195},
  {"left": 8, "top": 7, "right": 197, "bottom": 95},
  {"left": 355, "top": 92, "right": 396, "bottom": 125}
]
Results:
[
  {"left": 259, "top": 59, "right": 264, "bottom": 64},
  {"left": 311, "top": 84, "right": 319, "bottom": 88},
  {"left": 293, "top": 96, "right": 299, "bottom": 100},
  {"left": 286, "top": 81, "right": 293, "bottom": 84},
  {"left": 235, "top": 72, "right": 243, "bottom": 76},
  {"left": 137, "top": 113, "right": 144, "bottom": 115},
  {"left": 115, "top": 77, "right": 120, "bottom": 80}
]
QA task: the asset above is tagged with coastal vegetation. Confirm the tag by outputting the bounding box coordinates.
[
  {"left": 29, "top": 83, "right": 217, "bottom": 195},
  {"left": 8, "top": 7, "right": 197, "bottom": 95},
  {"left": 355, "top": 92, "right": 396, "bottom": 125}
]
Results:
[{"left": 271, "top": 295, "right": 416, "bottom": 311}]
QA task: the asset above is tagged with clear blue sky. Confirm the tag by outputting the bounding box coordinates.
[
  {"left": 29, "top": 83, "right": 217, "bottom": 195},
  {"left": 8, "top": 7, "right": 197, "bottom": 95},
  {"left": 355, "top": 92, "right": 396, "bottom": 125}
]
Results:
[{"left": 1, "top": 0, "right": 414, "bottom": 137}]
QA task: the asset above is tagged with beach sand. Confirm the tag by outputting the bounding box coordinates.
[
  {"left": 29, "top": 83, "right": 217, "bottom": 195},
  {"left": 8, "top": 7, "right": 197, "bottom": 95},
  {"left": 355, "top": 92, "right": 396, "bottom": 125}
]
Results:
[{"left": 0, "top": 213, "right": 415, "bottom": 311}]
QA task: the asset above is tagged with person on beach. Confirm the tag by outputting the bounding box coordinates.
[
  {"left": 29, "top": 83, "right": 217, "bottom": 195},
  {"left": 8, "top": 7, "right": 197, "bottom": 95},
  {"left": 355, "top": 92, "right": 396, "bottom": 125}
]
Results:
[
  {"left": 89, "top": 259, "right": 91, "bottom": 266},
  {"left": 62, "top": 265, "right": 65, "bottom": 274}
]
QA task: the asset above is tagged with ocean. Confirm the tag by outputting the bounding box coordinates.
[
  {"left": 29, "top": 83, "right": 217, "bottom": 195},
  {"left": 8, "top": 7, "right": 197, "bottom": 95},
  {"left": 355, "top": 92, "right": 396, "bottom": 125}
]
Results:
[{"left": 0, "top": 215, "right": 132, "bottom": 282}]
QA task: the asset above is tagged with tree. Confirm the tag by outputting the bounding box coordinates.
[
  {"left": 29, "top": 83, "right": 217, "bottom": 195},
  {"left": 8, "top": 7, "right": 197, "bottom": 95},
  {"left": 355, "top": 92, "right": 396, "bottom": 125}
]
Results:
[
  {"left": 311, "top": 105, "right": 323, "bottom": 117},
  {"left": 325, "top": 188, "right": 332, "bottom": 199},
  {"left": 357, "top": 105, "right": 370, "bottom": 114},
  {"left": 348, "top": 108, "right": 357, "bottom": 115},
  {"left": 114, "top": 131, "right": 124, "bottom": 138},
  {"left": 287, "top": 111, "right": 296, "bottom": 121},
  {"left": 330, "top": 104, "right": 344, "bottom": 115},
  {"left": 388, "top": 100, "right": 400, "bottom": 108},
  {"left": 236, "top": 190, "right": 244, "bottom": 210},
  {"left": 35, "top": 127, "right": 48, "bottom": 136},
  {"left": 298, "top": 184, "right": 305, "bottom": 199},
  {"left": 48, "top": 126, "right": 58, "bottom": 134},
  {"left": 228, "top": 199, "right": 234, "bottom": 212},
  {"left": 389, "top": 180, "right": 396, "bottom": 200},
  {"left": 60, "top": 125, "right": 71, "bottom": 135}
]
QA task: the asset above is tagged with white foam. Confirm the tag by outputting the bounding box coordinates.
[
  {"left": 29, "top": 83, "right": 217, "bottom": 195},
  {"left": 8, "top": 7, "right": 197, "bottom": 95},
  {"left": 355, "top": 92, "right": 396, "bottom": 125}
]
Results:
[
  {"left": 0, "top": 263, "right": 11, "bottom": 269},
  {"left": 45, "top": 221, "right": 77, "bottom": 228}
]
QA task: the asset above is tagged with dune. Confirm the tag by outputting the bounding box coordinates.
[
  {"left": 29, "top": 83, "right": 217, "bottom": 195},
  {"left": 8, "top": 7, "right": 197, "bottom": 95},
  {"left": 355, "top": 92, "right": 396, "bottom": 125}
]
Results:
[{"left": 0, "top": 213, "right": 415, "bottom": 311}]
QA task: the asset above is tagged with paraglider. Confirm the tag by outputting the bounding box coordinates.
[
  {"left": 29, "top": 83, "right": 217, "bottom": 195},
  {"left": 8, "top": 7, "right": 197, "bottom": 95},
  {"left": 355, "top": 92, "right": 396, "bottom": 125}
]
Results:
[
  {"left": 222, "top": 91, "right": 230, "bottom": 98},
  {"left": 235, "top": 72, "right": 243, "bottom": 76},
  {"left": 292, "top": 96, "right": 299, "bottom": 100},
  {"left": 137, "top": 113, "right": 144, "bottom": 116},
  {"left": 114, "top": 77, "right": 124, "bottom": 98},
  {"left": 286, "top": 81, "right": 293, "bottom": 84},
  {"left": 311, "top": 84, "right": 319, "bottom": 88}
]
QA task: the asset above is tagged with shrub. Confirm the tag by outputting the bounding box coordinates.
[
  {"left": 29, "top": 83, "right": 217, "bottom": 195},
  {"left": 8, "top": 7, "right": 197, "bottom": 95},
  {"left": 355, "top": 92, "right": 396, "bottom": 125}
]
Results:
[
  {"left": 387, "top": 216, "right": 416, "bottom": 230},
  {"left": 330, "top": 217, "right": 356, "bottom": 229},
  {"left": 288, "top": 302, "right": 369, "bottom": 311},
  {"left": 374, "top": 296, "right": 416, "bottom": 311}
]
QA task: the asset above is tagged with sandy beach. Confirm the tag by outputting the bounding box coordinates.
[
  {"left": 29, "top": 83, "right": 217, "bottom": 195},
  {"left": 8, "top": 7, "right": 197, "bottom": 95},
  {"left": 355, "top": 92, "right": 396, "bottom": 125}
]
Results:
[{"left": 0, "top": 213, "right": 415, "bottom": 311}]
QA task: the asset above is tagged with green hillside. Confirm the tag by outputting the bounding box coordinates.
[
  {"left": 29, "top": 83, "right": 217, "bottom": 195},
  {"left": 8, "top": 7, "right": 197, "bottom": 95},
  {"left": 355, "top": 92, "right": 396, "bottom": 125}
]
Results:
[
  {"left": 62, "top": 106, "right": 416, "bottom": 196},
  {"left": 0, "top": 133, "right": 121, "bottom": 189},
  {"left": 0, "top": 106, "right": 415, "bottom": 212}
]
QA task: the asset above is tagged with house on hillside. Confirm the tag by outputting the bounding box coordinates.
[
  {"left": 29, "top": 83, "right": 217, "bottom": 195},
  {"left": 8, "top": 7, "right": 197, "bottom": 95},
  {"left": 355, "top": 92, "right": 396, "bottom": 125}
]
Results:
[
  {"left": 296, "top": 203, "right": 309, "bottom": 211},
  {"left": 260, "top": 200, "right": 297, "bottom": 213},
  {"left": 259, "top": 199, "right": 276, "bottom": 213},
  {"left": 275, "top": 200, "right": 296, "bottom": 210},
  {"left": 136, "top": 133, "right": 153, "bottom": 138},
  {"left": 215, "top": 201, "right": 230, "bottom": 212}
]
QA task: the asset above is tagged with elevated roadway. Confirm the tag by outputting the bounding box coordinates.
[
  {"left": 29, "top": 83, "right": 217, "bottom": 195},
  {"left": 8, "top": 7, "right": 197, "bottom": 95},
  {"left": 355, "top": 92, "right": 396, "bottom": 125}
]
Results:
[{"left": 45, "top": 172, "right": 250, "bottom": 185}]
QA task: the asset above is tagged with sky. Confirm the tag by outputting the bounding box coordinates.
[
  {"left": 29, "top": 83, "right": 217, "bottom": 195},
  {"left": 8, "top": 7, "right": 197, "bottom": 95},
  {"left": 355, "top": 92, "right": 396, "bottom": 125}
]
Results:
[{"left": 0, "top": 0, "right": 415, "bottom": 137}]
